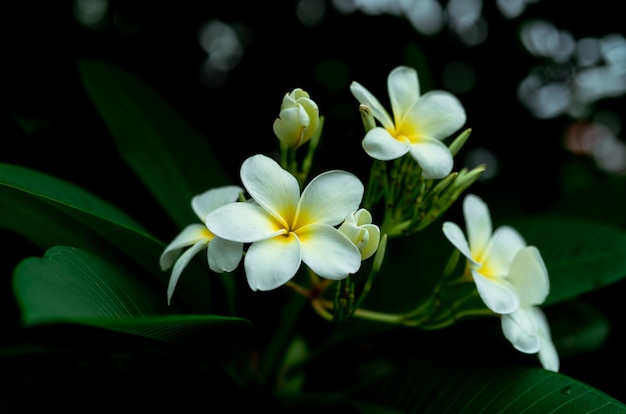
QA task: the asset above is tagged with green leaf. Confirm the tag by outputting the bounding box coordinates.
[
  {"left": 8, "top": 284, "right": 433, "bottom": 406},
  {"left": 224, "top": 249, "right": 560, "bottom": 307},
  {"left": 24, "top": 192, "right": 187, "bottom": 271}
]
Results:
[
  {"left": 347, "top": 360, "right": 626, "bottom": 413},
  {"left": 13, "top": 246, "right": 253, "bottom": 347},
  {"left": 77, "top": 59, "right": 232, "bottom": 229},
  {"left": 509, "top": 216, "right": 626, "bottom": 305},
  {"left": 0, "top": 162, "right": 212, "bottom": 312}
]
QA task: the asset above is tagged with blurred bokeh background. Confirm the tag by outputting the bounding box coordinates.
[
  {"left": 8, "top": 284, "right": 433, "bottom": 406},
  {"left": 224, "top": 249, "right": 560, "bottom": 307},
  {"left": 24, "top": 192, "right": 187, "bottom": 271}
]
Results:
[{"left": 2, "top": 0, "right": 626, "bottom": 405}]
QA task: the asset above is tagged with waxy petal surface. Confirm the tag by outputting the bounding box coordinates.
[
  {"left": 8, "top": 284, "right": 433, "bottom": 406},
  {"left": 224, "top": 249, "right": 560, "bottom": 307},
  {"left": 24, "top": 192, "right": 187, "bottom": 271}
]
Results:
[
  {"left": 508, "top": 246, "right": 549, "bottom": 305},
  {"left": 471, "top": 270, "right": 520, "bottom": 314},
  {"left": 208, "top": 237, "right": 243, "bottom": 273},
  {"left": 297, "top": 170, "right": 363, "bottom": 227},
  {"left": 463, "top": 194, "right": 492, "bottom": 253},
  {"left": 167, "top": 240, "right": 208, "bottom": 305},
  {"left": 244, "top": 233, "right": 302, "bottom": 291},
  {"left": 160, "top": 223, "right": 211, "bottom": 271},
  {"left": 442, "top": 222, "right": 480, "bottom": 266},
  {"left": 241, "top": 154, "right": 300, "bottom": 226},
  {"left": 298, "top": 224, "right": 362, "bottom": 279},
  {"left": 191, "top": 185, "right": 243, "bottom": 221},
  {"left": 501, "top": 307, "right": 541, "bottom": 353},
  {"left": 362, "top": 127, "right": 411, "bottom": 160},
  {"left": 388, "top": 66, "right": 420, "bottom": 122},
  {"left": 408, "top": 91, "right": 466, "bottom": 139},
  {"left": 206, "top": 202, "right": 285, "bottom": 243},
  {"left": 408, "top": 138, "right": 453, "bottom": 179}
]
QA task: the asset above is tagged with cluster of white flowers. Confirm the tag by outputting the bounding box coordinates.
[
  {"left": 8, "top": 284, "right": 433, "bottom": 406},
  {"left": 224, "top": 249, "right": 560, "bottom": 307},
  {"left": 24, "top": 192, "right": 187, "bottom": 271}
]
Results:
[{"left": 160, "top": 64, "right": 558, "bottom": 372}]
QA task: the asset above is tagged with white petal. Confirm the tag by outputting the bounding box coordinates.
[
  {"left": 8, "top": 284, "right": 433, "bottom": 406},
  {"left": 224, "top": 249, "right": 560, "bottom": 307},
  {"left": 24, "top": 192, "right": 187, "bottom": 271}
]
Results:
[
  {"left": 191, "top": 185, "right": 243, "bottom": 221},
  {"left": 388, "top": 66, "right": 420, "bottom": 122},
  {"left": 508, "top": 246, "right": 550, "bottom": 305},
  {"left": 244, "top": 234, "right": 302, "bottom": 291},
  {"left": 407, "top": 138, "right": 453, "bottom": 179},
  {"left": 408, "top": 91, "right": 466, "bottom": 139},
  {"left": 362, "top": 127, "right": 410, "bottom": 160},
  {"left": 206, "top": 202, "right": 285, "bottom": 243},
  {"left": 463, "top": 194, "right": 492, "bottom": 254},
  {"left": 160, "top": 224, "right": 211, "bottom": 271},
  {"left": 534, "top": 307, "right": 560, "bottom": 372},
  {"left": 240, "top": 154, "right": 300, "bottom": 226},
  {"left": 296, "top": 170, "right": 364, "bottom": 227},
  {"left": 167, "top": 240, "right": 208, "bottom": 305},
  {"left": 442, "top": 222, "right": 479, "bottom": 266},
  {"left": 353, "top": 208, "right": 373, "bottom": 226},
  {"left": 359, "top": 223, "right": 381, "bottom": 260},
  {"left": 207, "top": 237, "right": 243, "bottom": 273},
  {"left": 484, "top": 226, "right": 527, "bottom": 276},
  {"left": 471, "top": 270, "right": 520, "bottom": 314},
  {"left": 298, "top": 224, "right": 362, "bottom": 279},
  {"left": 350, "top": 81, "right": 395, "bottom": 130},
  {"left": 501, "top": 307, "right": 541, "bottom": 354}
]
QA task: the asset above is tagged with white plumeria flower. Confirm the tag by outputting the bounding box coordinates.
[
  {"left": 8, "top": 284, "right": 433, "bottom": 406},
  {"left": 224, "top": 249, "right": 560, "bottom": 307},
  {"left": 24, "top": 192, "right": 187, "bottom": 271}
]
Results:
[
  {"left": 338, "top": 208, "right": 380, "bottom": 260},
  {"left": 273, "top": 88, "right": 320, "bottom": 148},
  {"left": 350, "top": 65, "right": 466, "bottom": 179},
  {"left": 441, "top": 194, "right": 525, "bottom": 314},
  {"left": 160, "top": 186, "right": 244, "bottom": 304},
  {"left": 501, "top": 246, "right": 559, "bottom": 371},
  {"left": 205, "top": 154, "right": 364, "bottom": 291}
]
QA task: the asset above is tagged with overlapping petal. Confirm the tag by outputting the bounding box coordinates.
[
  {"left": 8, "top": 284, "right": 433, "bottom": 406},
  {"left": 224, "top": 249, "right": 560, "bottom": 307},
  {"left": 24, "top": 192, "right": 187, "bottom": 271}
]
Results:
[
  {"left": 508, "top": 246, "right": 549, "bottom": 305},
  {"left": 296, "top": 170, "right": 364, "bottom": 227},
  {"left": 208, "top": 237, "right": 245, "bottom": 273},
  {"left": 298, "top": 223, "right": 362, "bottom": 279},
  {"left": 441, "top": 221, "right": 479, "bottom": 266},
  {"left": 534, "top": 307, "right": 560, "bottom": 372},
  {"left": 166, "top": 239, "right": 209, "bottom": 304},
  {"left": 407, "top": 139, "right": 453, "bottom": 179},
  {"left": 463, "top": 194, "right": 492, "bottom": 252},
  {"left": 161, "top": 186, "right": 244, "bottom": 304},
  {"left": 501, "top": 305, "right": 541, "bottom": 353},
  {"left": 471, "top": 270, "right": 520, "bottom": 314},
  {"left": 160, "top": 224, "right": 212, "bottom": 271},
  {"left": 206, "top": 202, "right": 286, "bottom": 243},
  {"left": 240, "top": 154, "right": 300, "bottom": 226},
  {"left": 408, "top": 91, "right": 466, "bottom": 140},
  {"left": 191, "top": 185, "right": 243, "bottom": 220},
  {"left": 388, "top": 66, "right": 420, "bottom": 121},
  {"left": 362, "top": 128, "right": 411, "bottom": 160},
  {"left": 244, "top": 233, "right": 302, "bottom": 291}
]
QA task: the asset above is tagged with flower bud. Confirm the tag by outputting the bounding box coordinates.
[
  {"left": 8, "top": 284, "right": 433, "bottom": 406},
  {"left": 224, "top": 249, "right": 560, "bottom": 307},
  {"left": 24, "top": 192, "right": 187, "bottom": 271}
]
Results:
[
  {"left": 339, "top": 208, "right": 381, "bottom": 260},
  {"left": 273, "top": 88, "right": 320, "bottom": 148}
]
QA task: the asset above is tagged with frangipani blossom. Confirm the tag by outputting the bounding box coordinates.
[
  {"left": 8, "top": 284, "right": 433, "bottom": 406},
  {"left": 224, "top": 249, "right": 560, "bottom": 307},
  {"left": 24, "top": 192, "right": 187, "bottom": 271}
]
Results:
[
  {"left": 501, "top": 246, "right": 559, "bottom": 371},
  {"left": 273, "top": 88, "right": 320, "bottom": 148},
  {"left": 205, "top": 154, "right": 364, "bottom": 291},
  {"left": 338, "top": 208, "right": 380, "bottom": 260},
  {"left": 442, "top": 194, "right": 525, "bottom": 314},
  {"left": 160, "top": 186, "right": 244, "bottom": 304},
  {"left": 350, "top": 65, "right": 466, "bottom": 179}
]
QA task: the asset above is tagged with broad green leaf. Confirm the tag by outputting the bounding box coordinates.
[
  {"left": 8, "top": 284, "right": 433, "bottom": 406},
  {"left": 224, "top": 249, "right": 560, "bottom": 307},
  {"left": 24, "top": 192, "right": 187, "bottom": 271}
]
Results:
[
  {"left": 509, "top": 216, "right": 626, "bottom": 305},
  {"left": 13, "top": 246, "right": 253, "bottom": 346},
  {"left": 549, "top": 300, "right": 610, "bottom": 359},
  {"left": 347, "top": 360, "right": 626, "bottom": 413},
  {"left": 0, "top": 162, "right": 212, "bottom": 312},
  {"left": 77, "top": 59, "right": 232, "bottom": 229}
]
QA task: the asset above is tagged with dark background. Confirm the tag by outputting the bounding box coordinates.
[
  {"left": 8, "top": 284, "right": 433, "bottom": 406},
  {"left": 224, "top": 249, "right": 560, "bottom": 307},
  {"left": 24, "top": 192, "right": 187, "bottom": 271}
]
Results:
[{"left": 2, "top": 0, "right": 626, "bottom": 409}]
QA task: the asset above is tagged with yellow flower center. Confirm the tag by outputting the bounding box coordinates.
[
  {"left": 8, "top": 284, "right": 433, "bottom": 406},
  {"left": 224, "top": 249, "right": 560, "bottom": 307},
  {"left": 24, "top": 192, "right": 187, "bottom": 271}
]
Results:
[{"left": 392, "top": 118, "right": 422, "bottom": 144}]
